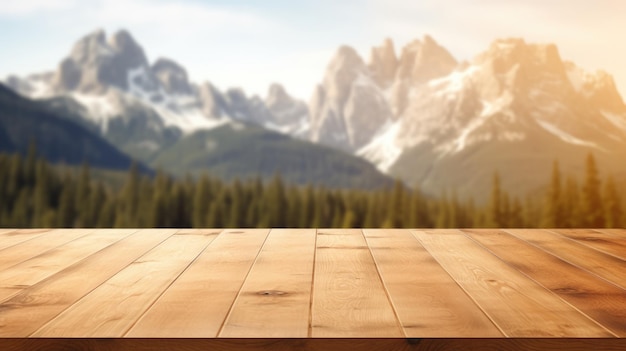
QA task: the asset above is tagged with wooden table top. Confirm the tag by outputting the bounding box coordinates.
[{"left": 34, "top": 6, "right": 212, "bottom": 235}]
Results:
[{"left": 1, "top": 228, "right": 626, "bottom": 347}]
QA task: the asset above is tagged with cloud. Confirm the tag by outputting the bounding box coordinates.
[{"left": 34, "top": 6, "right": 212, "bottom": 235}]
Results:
[{"left": 0, "top": 0, "right": 75, "bottom": 16}]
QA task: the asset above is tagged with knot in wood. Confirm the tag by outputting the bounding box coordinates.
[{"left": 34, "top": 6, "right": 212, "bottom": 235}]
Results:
[{"left": 257, "top": 290, "right": 287, "bottom": 296}]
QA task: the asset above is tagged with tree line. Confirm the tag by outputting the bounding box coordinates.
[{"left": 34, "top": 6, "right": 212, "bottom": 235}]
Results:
[{"left": 0, "top": 149, "right": 621, "bottom": 228}]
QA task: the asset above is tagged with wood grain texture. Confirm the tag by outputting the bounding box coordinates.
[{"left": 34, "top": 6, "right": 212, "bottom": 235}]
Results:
[
  {"left": 311, "top": 229, "right": 403, "bottom": 337},
  {"left": 596, "top": 229, "right": 626, "bottom": 238},
  {"left": 0, "top": 229, "right": 52, "bottom": 251},
  {"left": 0, "top": 229, "right": 177, "bottom": 337},
  {"left": 464, "top": 229, "right": 626, "bottom": 336},
  {"left": 32, "top": 229, "right": 217, "bottom": 337},
  {"left": 0, "top": 229, "right": 136, "bottom": 302},
  {"left": 549, "top": 229, "right": 626, "bottom": 260},
  {"left": 0, "top": 228, "right": 94, "bottom": 271},
  {"left": 363, "top": 229, "right": 502, "bottom": 337},
  {"left": 220, "top": 229, "right": 316, "bottom": 337},
  {"left": 506, "top": 229, "right": 626, "bottom": 290},
  {"left": 413, "top": 229, "right": 613, "bottom": 337},
  {"left": 126, "top": 229, "right": 270, "bottom": 337},
  {"left": 1, "top": 228, "right": 626, "bottom": 341},
  {"left": 0, "top": 338, "right": 625, "bottom": 351}
]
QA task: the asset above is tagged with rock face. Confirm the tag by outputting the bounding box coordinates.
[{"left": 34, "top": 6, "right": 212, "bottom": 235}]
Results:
[
  {"left": 304, "top": 34, "right": 626, "bottom": 199},
  {"left": 151, "top": 58, "right": 193, "bottom": 95},
  {"left": 52, "top": 29, "right": 155, "bottom": 94},
  {"left": 309, "top": 46, "right": 392, "bottom": 152},
  {"left": 265, "top": 83, "right": 308, "bottom": 134},
  {"left": 8, "top": 28, "right": 626, "bottom": 199},
  {"left": 355, "top": 37, "right": 626, "bottom": 199},
  {"left": 368, "top": 38, "right": 398, "bottom": 87},
  {"left": 395, "top": 35, "right": 457, "bottom": 85},
  {"left": 4, "top": 28, "right": 313, "bottom": 172}
]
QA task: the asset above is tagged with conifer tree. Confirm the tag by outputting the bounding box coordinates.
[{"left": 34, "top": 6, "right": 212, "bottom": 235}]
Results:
[
  {"left": 11, "top": 188, "right": 32, "bottom": 228},
  {"left": 363, "top": 194, "right": 378, "bottom": 228},
  {"left": 435, "top": 191, "right": 450, "bottom": 228},
  {"left": 227, "top": 180, "right": 244, "bottom": 227},
  {"left": 510, "top": 197, "right": 524, "bottom": 228},
  {"left": 604, "top": 175, "right": 622, "bottom": 228},
  {"left": 192, "top": 175, "right": 211, "bottom": 228},
  {"left": 562, "top": 177, "right": 581, "bottom": 228},
  {"left": 582, "top": 154, "right": 604, "bottom": 227},
  {"left": 75, "top": 163, "right": 91, "bottom": 227},
  {"left": 543, "top": 160, "right": 564, "bottom": 227},
  {"left": 299, "top": 185, "right": 314, "bottom": 228},
  {"left": 265, "top": 174, "right": 287, "bottom": 227},
  {"left": 57, "top": 182, "right": 76, "bottom": 227},
  {"left": 33, "top": 160, "right": 51, "bottom": 227},
  {"left": 488, "top": 172, "right": 502, "bottom": 227},
  {"left": 117, "top": 162, "right": 141, "bottom": 227},
  {"left": 382, "top": 180, "right": 404, "bottom": 228}
]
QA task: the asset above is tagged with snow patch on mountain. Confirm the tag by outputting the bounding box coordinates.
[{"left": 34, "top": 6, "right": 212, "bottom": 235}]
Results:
[
  {"left": 357, "top": 121, "right": 402, "bottom": 172},
  {"left": 428, "top": 65, "right": 479, "bottom": 95},
  {"left": 537, "top": 120, "right": 600, "bottom": 149},
  {"left": 70, "top": 93, "right": 118, "bottom": 132},
  {"left": 601, "top": 110, "right": 626, "bottom": 132}
]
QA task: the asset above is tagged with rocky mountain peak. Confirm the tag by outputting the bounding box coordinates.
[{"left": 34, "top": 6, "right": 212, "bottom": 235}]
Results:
[
  {"left": 265, "top": 83, "right": 308, "bottom": 131},
  {"left": 585, "top": 70, "right": 625, "bottom": 111},
  {"left": 266, "top": 83, "right": 291, "bottom": 109},
  {"left": 107, "top": 30, "right": 150, "bottom": 74},
  {"left": 368, "top": 38, "right": 398, "bottom": 87},
  {"left": 151, "top": 57, "right": 192, "bottom": 95},
  {"left": 52, "top": 28, "right": 153, "bottom": 94},
  {"left": 69, "top": 29, "right": 111, "bottom": 64},
  {"left": 479, "top": 38, "right": 565, "bottom": 77},
  {"left": 396, "top": 35, "right": 457, "bottom": 84},
  {"left": 322, "top": 45, "right": 367, "bottom": 108},
  {"left": 310, "top": 44, "right": 392, "bottom": 152}
]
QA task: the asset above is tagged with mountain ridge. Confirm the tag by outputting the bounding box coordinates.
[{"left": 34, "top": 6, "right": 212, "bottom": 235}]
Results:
[{"left": 6, "top": 29, "right": 626, "bottom": 199}]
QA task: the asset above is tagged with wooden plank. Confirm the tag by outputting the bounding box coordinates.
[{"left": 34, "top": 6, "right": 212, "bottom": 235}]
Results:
[
  {"left": 0, "top": 229, "right": 95, "bottom": 271},
  {"left": 126, "top": 229, "right": 270, "bottom": 337},
  {"left": 506, "top": 229, "right": 626, "bottom": 290},
  {"left": 464, "top": 229, "right": 626, "bottom": 336},
  {"left": 0, "top": 229, "right": 137, "bottom": 302},
  {"left": 3, "top": 338, "right": 626, "bottom": 351},
  {"left": 0, "top": 229, "right": 16, "bottom": 235},
  {"left": 32, "top": 229, "right": 217, "bottom": 337},
  {"left": 363, "top": 229, "right": 502, "bottom": 337},
  {"left": 311, "top": 229, "right": 402, "bottom": 337},
  {"left": 220, "top": 229, "right": 316, "bottom": 337},
  {"left": 597, "top": 228, "right": 626, "bottom": 238},
  {"left": 413, "top": 229, "right": 612, "bottom": 337},
  {"left": 550, "top": 229, "right": 626, "bottom": 260},
  {"left": 0, "top": 229, "right": 177, "bottom": 337},
  {"left": 0, "top": 229, "right": 52, "bottom": 251}
]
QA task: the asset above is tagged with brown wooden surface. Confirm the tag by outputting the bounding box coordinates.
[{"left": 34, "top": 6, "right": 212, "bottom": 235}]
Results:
[
  {"left": 220, "top": 228, "right": 316, "bottom": 337},
  {"left": 127, "top": 229, "right": 269, "bottom": 337},
  {"left": 364, "top": 229, "right": 502, "bottom": 337},
  {"left": 1, "top": 338, "right": 626, "bottom": 351},
  {"left": 413, "top": 229, "right": 612, "bottom": 337},
  {"left": 464, "top": 229, "right": 626, "bottom": 336},
  {"left": 0, "top": 228, "right": 626, "bottom": 349},
  {"left": 311, "top": 229, "right": 402, "bottom": 337}
]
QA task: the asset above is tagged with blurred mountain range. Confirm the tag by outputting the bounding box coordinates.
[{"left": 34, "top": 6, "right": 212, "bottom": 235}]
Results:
[{"left": 5, "top": 29, "right": 626, "bottom": 197}]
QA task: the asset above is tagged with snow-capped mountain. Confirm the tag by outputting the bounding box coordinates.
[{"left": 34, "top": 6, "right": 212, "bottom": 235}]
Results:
[
  {"left": 7, "top": 28, "right": 626, "bottom": 198},
  {"left": 309, "top": 46, "right": 393, "bottom": 152},
  {"left": 5, "top": 29, "right": 309, "bottom": 157},
  {"left": 311, "top": 36, "right": 626, "bottom": 198}
]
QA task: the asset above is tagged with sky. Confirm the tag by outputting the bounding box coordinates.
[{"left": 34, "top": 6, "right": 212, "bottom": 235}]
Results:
[{"left": 1, "top": 0, "right": 624, "bottom": 100}]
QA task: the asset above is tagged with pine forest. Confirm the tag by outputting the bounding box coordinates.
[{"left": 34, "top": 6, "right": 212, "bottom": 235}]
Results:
[{"left": 0, "top": 148, "right": 621, "bottom": 229}]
